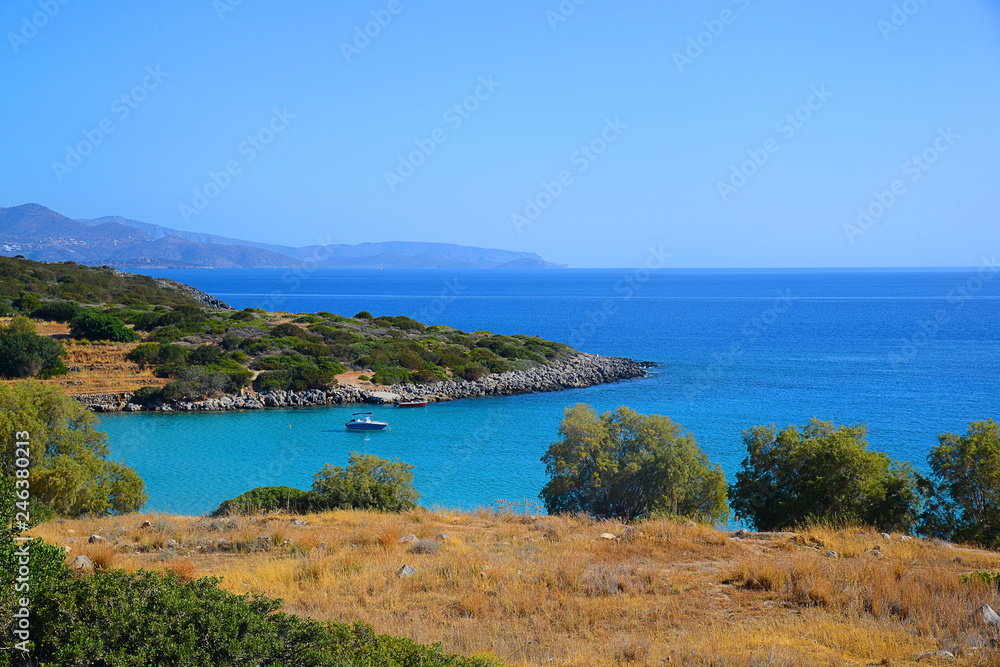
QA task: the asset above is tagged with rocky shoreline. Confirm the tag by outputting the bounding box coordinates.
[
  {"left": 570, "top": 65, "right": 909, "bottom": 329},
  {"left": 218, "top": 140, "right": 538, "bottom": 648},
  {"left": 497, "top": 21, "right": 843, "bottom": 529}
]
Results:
[{"left": 74, "top": 354, "right": 649, "bottom": 413}]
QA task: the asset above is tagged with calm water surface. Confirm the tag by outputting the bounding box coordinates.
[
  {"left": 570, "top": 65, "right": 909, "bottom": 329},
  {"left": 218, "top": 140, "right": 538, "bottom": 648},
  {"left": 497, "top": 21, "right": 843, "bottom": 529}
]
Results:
[{"left": 99, "top": 269, "right": 1000, "bottom": 515}]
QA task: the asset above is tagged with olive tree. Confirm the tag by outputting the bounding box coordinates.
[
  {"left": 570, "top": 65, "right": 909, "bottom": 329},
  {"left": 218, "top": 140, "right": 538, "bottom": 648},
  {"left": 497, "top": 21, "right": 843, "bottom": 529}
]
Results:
[
  {"left": 729, "top": 419, "right": 920, "bottom": 532},
  {"left": 0, "top": 382, "right": 147, "bottom": 517},
  {"left": 920, "top": 419, "right": 1000, "bottom": 547},
  {"left": 540, "top": 404, "right": 729, "bottom": 523}
]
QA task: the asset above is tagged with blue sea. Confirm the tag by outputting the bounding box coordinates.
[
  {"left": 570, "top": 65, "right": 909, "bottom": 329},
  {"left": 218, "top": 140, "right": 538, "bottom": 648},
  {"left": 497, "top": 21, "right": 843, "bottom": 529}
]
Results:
[{"left": 98, "top": 268, "right": 1000, "bottom": 516}]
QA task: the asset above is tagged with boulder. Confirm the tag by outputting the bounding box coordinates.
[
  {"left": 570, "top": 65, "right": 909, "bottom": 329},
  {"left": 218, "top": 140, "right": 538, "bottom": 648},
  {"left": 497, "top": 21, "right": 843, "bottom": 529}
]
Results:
[
  {"left": 979, "top": 604, "right": 1000, "bottom": 627},
  {"left": 880, "top": 532, "right": 891, "bottom": 540},
  {"left": 411, "top": 538, "right": 439, "bottom": 554},
  {"left": 599, "top": 533, "right": 617, "bottom": 540},
  {"left": 436, "top": 532, "right": 449, "bottom": 541},
  {"left": 88, "top": 534, "right": 104, "bottom": 544},
  {"left": 826, "top": 551, "right": 837, "bottom": 558},
  {"left": 140, "top": 520, "right": 151, "bottom": 529},
  {"left": 72, "top": 555, "right": 94, "bottom": 572},
  {"left": 397, "top": 564, "right": 417, "bottom": 577},
  {"left": 166, "top": 539, "right": 178, "bottom": 549},
  {"left": 398, "top": 534, "right": 417, "bottom": 544}
]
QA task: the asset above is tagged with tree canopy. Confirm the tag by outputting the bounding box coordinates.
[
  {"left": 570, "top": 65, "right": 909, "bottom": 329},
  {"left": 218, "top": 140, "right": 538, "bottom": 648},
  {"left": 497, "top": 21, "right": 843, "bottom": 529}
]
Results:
[
  {"left": 920, "top": 419, "right": 1000, "bottom": 548},
  {"left": 540, "top": 404, "right": 729, "bottom": 523},
  {"left": 0, "top": 382, "right": 146, "bottom": 517},
  {"left": 729, "top": 419, "right": 920, "bottom": 532}
]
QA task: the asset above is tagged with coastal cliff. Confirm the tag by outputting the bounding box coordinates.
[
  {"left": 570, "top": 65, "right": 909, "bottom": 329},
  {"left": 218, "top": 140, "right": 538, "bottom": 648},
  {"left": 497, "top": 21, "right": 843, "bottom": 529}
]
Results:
[{"left": 74, "top": 354, "right": 647, "bottom": 413}]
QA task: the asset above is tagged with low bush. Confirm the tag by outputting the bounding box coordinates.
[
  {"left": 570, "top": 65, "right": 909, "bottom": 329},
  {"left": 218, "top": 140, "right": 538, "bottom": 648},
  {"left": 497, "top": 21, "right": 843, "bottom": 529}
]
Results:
[
  {"left": 212, "top": 486, "right": 311, "bottom": 516},
  {"left": 70, "top": 310, "right": 140, "bottom": 343},
  {"left": 0, "top": 317, "right": 66, "bottom": 379},
  {"left": 31, "top": 300, "right": 83, "bottom": 322},
  {"left": 213, "top": 454, "right": 420, "bottom": 516}
]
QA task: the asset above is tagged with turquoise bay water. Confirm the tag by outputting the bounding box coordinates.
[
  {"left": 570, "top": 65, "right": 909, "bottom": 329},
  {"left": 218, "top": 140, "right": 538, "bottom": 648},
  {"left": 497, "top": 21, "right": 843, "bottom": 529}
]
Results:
[{"left": 99, "top": 269, "right": 1000, "bottom": 515}]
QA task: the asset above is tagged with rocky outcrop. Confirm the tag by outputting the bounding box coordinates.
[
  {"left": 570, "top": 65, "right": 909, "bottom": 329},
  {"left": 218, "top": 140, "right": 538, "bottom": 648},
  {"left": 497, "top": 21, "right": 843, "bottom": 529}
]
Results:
[
  {"left": 73, "top": 354, "right": 649, "bottom": 413},
  {"left": 153, "top": 277, "right": 231, "bottom": 310}
]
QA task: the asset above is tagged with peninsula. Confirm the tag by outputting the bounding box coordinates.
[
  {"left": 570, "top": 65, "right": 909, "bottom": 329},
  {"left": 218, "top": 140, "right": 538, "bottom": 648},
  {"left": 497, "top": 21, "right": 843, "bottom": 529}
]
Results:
[{"left": 0, "top": 256, "right": 646, "bottom": 411}]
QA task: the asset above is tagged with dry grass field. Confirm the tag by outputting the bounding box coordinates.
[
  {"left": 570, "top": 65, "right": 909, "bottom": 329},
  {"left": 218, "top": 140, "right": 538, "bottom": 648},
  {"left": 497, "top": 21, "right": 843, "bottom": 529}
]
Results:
[
  {"left": 0, "top": 319, "right": 167, "bottom": 395},
  {"left": 32, "top": 510, "right": 1000, "bottom": 666}
]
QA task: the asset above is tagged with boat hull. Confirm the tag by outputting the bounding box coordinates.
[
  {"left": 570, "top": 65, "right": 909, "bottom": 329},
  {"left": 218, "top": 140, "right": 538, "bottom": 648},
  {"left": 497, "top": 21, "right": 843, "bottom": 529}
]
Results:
[
  {"left": 397, "top": 401, "right": 427, "bottom": 408},
  {"left": 345, "top": 421, "right": 388, "bottom": 431}
]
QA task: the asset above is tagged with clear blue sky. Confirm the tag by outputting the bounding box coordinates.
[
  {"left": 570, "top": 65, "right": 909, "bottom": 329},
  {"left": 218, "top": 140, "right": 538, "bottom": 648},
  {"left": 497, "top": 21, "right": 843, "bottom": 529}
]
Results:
[{"left": 2, "top": 0, "right": 998, "bottom": 268}]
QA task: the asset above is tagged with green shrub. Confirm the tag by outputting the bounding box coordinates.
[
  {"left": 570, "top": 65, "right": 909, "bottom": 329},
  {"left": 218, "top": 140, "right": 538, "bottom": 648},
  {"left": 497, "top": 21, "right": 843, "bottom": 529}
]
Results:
[
  {"left": 920, "top": 420, "right": 1000, "bottom": 548},
  {"left": 126, "top": 342, "right": 162, "bottom": 365},
  {"left": 221, "top": 333, "right": 243, "bottom": 350},
  {"left": 0, "top": 318, "right": 67, "bottom": 379},
  {"left": 70, "top": 310, "right": 140, "bottom": 343},
  {"left": 541, "top": 405, "right": 729, "bottom": 523},
  {"left": 148, "top": 325, "right": 183, "bottom": 343},
  {"left": 31, "top": 300, "right": 83, "bottom": 322},
  {"left": 0, "top": 382, "right": 147, "bottom": 517},
  {"left": 13, "top": 290, "right": 41, "bottom": 313},
  {"left": 230, "top": 309, "right": 257, "bottom": 322},
  {"left": 310, "top": 453, "right": 419, "bottom": 513},
  {"left": 271, "top": 322, "right": 309, "bottom": 338},
  {"left": 212, "top": 486, "right": 311, "bottom": 516},
  {"left": 411, "top": 369, "right": 440, "bottom": 384},
  {"left": 131, "top": 386, "right": 164, "bottom": 405},
  {"left": 189, "top": 344, "right": 224, "bottom": 365},
  {"left": 454, "top": 365, "right": 488, "bottom": 381},
  {"left": 354, "top": 310, "right": 374, "bottom": 319},
  {"left": 729, "top": 419, "right": 921, "bottom": 533}
]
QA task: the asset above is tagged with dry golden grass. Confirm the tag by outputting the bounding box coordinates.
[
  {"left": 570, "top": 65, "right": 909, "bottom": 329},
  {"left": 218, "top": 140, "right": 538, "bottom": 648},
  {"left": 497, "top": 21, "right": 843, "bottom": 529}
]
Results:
[
  {"left": 0, "top": 319, "right": 166, "bottom": 395},
  {"left": 31, "top": 511, "right": 1000, "bottom": 666}
]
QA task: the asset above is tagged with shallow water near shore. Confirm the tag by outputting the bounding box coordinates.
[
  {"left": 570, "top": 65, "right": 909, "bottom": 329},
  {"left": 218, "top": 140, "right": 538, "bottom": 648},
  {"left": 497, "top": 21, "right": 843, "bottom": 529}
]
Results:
[{"left": 100, "top": 268, "right": 1000, "bottom": 515}]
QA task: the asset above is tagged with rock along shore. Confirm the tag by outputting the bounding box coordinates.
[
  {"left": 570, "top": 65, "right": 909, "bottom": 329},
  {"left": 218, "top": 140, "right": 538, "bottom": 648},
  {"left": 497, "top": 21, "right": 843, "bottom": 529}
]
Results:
[{"left": 74, "top": 354, "right": 648, "bottom": 413}]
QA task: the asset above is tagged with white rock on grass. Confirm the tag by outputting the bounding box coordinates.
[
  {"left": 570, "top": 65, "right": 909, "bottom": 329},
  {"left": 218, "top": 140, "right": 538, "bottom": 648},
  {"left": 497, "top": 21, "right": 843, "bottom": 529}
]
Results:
[
  {"left": 398, "top": 534, "right": 417, "bottom": 544},
  {"left": 979, "top": 603, "right": 1000, "bottom": 627},
  {"left": 72, "top": 555, "right": 94, "bottom": 572},
  {"left": 397, "top": 564, "right": 417, "bottom": 577}
]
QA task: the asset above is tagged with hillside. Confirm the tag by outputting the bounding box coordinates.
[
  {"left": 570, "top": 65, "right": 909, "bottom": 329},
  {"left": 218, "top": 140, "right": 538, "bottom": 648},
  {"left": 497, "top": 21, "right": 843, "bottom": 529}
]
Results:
[
  {"left": 0, "top": 257, "right": 606, "bottom": 402},
  {"left": 34, "top": 510, "right": 1000, "bottom": 666},
  {"left": 1, "top": 203, "right": 563, "bottom": 269}
]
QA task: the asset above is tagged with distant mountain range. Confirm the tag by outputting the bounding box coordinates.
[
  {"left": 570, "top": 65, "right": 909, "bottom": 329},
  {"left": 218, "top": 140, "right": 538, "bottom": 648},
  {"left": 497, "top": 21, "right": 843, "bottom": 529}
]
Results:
[{"left": 0, "top": 204, "right": 564, "bottom": 270}]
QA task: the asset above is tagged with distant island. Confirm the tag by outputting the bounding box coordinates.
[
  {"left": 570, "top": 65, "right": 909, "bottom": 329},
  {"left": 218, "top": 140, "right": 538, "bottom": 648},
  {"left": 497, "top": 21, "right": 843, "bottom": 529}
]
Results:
[{"left": 0, "top": 203, "right": 565, "bottom": 270}]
